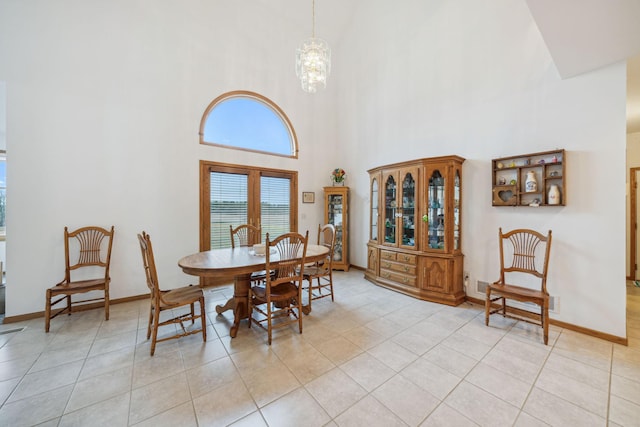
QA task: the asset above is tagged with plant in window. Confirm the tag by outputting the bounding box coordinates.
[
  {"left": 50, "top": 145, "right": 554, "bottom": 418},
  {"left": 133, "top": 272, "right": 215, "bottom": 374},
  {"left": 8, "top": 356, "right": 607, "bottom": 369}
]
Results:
[{"left": 331, "top": 168, "right": 346, "bottom": 185}]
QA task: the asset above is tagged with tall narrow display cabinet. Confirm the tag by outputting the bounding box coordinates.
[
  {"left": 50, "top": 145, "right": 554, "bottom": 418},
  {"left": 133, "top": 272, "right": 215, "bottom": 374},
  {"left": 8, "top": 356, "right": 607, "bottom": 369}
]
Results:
[
  {"left": 365, "top": 156, "right": 465, "bottom": 306},
  {"left": 324, "top": 186, "right": 349, "bottom": 271}
]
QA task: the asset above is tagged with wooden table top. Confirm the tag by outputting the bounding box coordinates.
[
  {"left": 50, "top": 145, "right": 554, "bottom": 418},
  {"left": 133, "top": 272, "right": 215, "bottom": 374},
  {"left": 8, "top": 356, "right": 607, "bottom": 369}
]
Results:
[{"left": 178, "top": 244, "right": 329, "bottom": 278}]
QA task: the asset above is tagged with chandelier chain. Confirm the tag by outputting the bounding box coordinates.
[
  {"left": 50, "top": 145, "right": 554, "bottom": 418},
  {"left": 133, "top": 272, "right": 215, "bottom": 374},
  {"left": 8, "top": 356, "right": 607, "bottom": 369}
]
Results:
[
  {"left": 296, "top": 0, "right": 331, "bottom": 93},
  {"left": 312, "top": 0, "right": 316, "bottom": 38}
]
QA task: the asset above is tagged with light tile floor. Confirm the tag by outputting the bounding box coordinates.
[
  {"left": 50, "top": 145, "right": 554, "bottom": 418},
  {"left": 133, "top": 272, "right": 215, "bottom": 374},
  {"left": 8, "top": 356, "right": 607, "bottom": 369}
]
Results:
[{"left": 0, "top": 271, "right": 639, "bottom": 426}]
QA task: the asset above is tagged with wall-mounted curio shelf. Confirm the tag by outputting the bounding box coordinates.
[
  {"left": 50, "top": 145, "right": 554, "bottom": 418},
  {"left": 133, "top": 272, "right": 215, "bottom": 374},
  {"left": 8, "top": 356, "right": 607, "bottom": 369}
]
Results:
[{"left": 492, "top": 149, "right": 565, "bottom": 207}]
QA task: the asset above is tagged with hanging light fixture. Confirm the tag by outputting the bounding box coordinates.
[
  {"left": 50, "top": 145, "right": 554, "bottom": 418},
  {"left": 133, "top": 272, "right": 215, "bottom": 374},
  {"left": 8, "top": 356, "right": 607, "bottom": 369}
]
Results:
[{"left": 295, "top": 0, "right": 331, "bottom": 93}]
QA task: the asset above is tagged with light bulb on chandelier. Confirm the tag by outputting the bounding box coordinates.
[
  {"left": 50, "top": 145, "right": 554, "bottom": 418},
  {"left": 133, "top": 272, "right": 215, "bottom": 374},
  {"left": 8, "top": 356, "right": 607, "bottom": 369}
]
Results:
[{"left": 296, "top": 0, "right": 331, "bottom": 93}]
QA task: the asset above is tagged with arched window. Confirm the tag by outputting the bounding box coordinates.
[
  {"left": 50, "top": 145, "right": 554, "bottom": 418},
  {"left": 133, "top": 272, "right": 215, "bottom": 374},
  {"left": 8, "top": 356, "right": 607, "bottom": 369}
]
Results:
[{"left": 199, "top": 91, "right": 298, "bottom": 158}]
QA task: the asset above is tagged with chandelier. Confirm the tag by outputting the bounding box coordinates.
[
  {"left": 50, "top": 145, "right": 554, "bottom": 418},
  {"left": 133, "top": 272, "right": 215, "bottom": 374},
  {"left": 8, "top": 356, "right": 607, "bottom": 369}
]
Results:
[{"left": 295, "top": 0, "right": 331, "bottom": 93}]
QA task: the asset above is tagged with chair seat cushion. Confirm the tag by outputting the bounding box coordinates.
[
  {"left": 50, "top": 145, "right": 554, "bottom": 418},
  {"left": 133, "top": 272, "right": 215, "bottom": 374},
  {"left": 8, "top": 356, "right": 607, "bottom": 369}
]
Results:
[
  {"left": 303, "top": 265, "right": 328, "bottom": 277},
  {"left": 50, "top": 279, "right": 106, "bottom": 292},
  {"left": 160, "top": 285, "right": 203, "bottom": 307},
  {"left": 251, "top": 282, "right": 298, "bottom": 301},
  {"left": 489, "top": 282, "right": 547, "bottom": 301}
]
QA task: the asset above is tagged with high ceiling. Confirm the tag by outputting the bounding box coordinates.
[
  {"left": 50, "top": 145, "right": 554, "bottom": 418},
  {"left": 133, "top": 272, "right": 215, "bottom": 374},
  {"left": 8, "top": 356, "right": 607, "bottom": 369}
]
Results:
[
  {"left": 288, "top": 0, "right": 640, "bottom": 132},
  {"left": 524, "top": 0, "right": 640, "bottom": 133}
]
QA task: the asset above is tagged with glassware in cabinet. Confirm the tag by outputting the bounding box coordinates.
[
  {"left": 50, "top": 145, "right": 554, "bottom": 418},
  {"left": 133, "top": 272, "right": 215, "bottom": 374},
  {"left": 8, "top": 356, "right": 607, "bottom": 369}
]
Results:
[{"left": 323, "top": 186, "right": 350, "bottom": 271}]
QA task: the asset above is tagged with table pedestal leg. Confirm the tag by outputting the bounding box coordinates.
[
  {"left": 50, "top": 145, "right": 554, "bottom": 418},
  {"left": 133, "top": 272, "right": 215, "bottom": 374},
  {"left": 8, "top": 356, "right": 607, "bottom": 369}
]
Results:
[
  {"left": 215, "top": 298, "right": 235, "bottom": 315},
  {"left": 229, "top": 273, "right": 251, "bottom": 338}
]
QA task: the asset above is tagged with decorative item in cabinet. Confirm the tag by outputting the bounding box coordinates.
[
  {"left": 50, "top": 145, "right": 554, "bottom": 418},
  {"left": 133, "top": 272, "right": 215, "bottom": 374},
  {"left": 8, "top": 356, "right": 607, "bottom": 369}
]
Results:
[
  {"left": 366, "top": 156, "right": 465, "bottom": 306},
  {"left": 492, "top": 149, "right": 565, "bottom": 207},
  {"left": 382, "top": 167, "right": 418, "bottom": 250},
  {"left": 324, "top": 186, "right": 349, "bottom": 271}
]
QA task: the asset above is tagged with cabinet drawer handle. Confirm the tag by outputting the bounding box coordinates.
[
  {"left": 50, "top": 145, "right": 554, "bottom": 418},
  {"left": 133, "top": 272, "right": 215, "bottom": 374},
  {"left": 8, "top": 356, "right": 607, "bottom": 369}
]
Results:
[
  {"left": 403, "top": 277, "right": 410, "bottom": 283},
  {"left": 382, "top": 272, "right": 390, "bottom": 279},
  {"left": 404, "top": 266, "right": 410, "bottom": 272}
]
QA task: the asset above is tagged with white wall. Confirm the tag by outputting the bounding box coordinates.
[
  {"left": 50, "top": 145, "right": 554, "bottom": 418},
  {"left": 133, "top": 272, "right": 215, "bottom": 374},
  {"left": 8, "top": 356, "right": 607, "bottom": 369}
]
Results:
[
  {"left": 0, "top": 0, "right": 337, "bottom": 317},
  {"left": 0, "top": 0, "right": 628, "bottom": 338},
  {"left": 337, "top": 0, "right": 626, "bottom": 337}
]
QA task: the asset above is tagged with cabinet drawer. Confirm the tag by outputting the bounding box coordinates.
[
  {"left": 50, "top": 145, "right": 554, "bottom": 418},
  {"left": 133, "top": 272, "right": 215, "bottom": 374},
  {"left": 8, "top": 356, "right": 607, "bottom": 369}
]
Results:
[
  {"left": 396, "top": 253, "right": 417, "bottom": 265},
  {"left": 389, "top": 262, "right": 416, "bottom": 275},
  {"left": 380, "top": 269, "right": 416, "bottom": 287},
  {"left": 380, "top": 250, "right": 396, "bottom": 261}
]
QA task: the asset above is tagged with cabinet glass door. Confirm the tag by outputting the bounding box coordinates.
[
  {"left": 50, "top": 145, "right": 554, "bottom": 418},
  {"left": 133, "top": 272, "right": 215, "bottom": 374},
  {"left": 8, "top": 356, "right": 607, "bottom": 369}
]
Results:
[
  {"left": 454, "top": 171, "right": 460, "bottom": 250},
  {"left": 428, "top": 170, "right": 445, "bottom": 250},
  {"left": 327, "top": 194, "right": 344, "bottom": 261},
  {"left": 371, "top": 177, "right": 378, "bottom": 242},
  {"left": 401, "top": 172, "right": 416, "bottom": 248},
  {"left": 384, "top": 175, "right": 397, "bottom": 244}
]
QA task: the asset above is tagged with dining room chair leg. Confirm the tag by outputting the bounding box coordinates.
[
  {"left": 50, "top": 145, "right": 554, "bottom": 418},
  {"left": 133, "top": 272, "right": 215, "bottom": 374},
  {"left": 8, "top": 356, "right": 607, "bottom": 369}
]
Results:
[
  {"left": 543, "top": 301, "right": 549, "bottom": 345},
  {"left": 151, "top": 307, "right": 160, "bottom": 356},
  {"left": 45, "top": 290, "right": 52, "bottom": 332},
  {"left": 297, "top": 296, "right": 303, "bottom": 334},
  {"left": 484, "top": 288, "right": 490, "bottom": 326},
  {"left": 247, "top": 291, "right": 253, "bottom": 328},
  {"left": 200, "top": 296, "right": 207, "bottom": 341},
  {"left": 267, "top": 302, "right": 273, "bottom": 345},
  {"left": 105, "top": 288, "right": 110, "bottom": 320},
  {"left": 147, "top": 306, "right": 153, "bottom": 339},
  {"left": 307, "top": 278, "right": 313, "bottom": 313}
]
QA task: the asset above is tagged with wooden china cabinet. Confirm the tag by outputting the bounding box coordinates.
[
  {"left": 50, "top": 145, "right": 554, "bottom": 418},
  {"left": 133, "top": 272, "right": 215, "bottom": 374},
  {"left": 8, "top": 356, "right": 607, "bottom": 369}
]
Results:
[
  {"left": 365, "top": 156, "right": 465, "bottom": 306},
  {"left": 324, "top": 186, "right": 349, "bottom": 271}
]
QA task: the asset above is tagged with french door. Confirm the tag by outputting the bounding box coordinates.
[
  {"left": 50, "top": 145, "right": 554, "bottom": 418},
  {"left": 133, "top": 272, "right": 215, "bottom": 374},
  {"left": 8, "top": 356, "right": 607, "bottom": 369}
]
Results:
[{"left": 199, "top": 161, "right": 298, "bottom": 252}]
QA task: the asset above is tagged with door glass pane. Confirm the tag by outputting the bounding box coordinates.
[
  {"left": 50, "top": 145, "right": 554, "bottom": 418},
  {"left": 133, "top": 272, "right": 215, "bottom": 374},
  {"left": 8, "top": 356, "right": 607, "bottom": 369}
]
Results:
[
  {"left": 210, "top": 172, "right": 248, "bottom": 248},
  {"left": 402, "top": 173, "right": 415, "bottom": 247},
  {"left": 428, "top": 170, "right": 445, "bottom": 250},
  {"left": 384, "top": 175, "right": 396, "bottom": 244},
  {"left": 328, "top": 194, "right": 344, "bottom": 262},
  {"left": 261, "top": 176, "right": 290, "bottom": 241},
  {"left": 371, "top": 178, "right": 378, "bottom": 241}
]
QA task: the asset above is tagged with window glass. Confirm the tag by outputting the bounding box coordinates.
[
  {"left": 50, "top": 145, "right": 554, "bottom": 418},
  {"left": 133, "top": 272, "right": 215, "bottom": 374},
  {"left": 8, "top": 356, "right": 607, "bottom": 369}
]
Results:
[
  {"left": 260, "top": 176, "right": 291, "bottom": 241},
  {"left": 0, "top": 151, "right": 5, "bottom": 236},
  {"left": 200, "top": 162, "right": 297, "bottom": 253},
  {"left": 209, "top": 172, "right": 248, "bottom": 249},
  {"left": 200, "top": 91, "right": 298, "bottom": 158}
]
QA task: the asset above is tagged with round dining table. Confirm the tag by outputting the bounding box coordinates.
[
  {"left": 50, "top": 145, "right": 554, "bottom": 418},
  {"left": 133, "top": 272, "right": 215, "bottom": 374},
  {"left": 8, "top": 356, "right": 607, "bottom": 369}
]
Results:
[{"left": 178, "top": 244, "right": 329, "bottom": 337}]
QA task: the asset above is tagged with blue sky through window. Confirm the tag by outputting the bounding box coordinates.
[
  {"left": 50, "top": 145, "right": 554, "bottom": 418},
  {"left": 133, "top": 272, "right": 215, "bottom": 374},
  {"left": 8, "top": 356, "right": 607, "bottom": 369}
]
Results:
[{"left": 203, "top": 96, "right": 292, "bottom": 156}]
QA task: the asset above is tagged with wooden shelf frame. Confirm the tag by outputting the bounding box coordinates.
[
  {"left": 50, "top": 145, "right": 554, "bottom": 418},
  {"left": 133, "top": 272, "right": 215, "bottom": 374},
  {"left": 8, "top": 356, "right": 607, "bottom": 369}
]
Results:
[{"left": 492, "top": 149, "right": 566, "bottom": 207}]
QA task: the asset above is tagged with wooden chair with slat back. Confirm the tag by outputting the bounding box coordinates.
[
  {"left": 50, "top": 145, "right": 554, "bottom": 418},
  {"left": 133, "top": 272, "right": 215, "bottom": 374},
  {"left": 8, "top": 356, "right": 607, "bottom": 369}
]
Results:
[
  {"left": 230, "top": 224, "right": 268, "bottom": 285},
  {"left": 248, "top": 231, "right": 308, "bottom": 345},
  {"left": 45, "top": 226, "right": 115, "bottom": 332},
  {"left": 302, "top": 224, "right": 336, "bottom": 314},
  {"left": 230, "top": 224, "right": 261, "bottom": 248},
  {"left": 138, "top": 231, "right": 206, "bottom": 356},
  {"left": 485, "top": 228, "right": 553, "bottom": 344}
]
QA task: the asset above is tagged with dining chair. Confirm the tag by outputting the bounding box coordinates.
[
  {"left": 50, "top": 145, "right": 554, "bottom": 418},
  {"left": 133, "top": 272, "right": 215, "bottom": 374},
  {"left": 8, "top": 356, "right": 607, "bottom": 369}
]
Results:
[
  {"left": 230, "top": 224, "right": 261, "bottom": 248},
  {"left": 485, "top": 228, "right": 552, "bottom": 344},
  {"left": 302, "top": 224, "right": 336, "bottom": 313},
  {"left": 248, "top": 231, "right": 308, "bottom": 345},
  {"left": 138, "top": 231, "right": 206, "bottom": 355},
  {"left": 45, "top": 226, "right": 114, "bottom": 332},
  {"left": 230, "top": 224, "right": 268, "bottom": 285}
]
